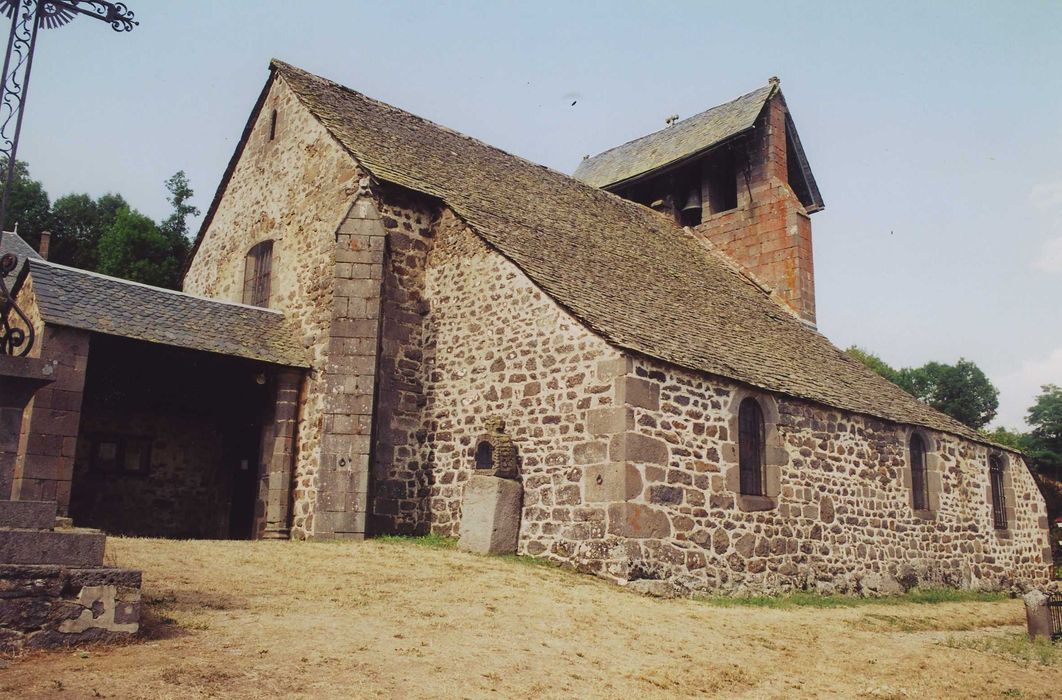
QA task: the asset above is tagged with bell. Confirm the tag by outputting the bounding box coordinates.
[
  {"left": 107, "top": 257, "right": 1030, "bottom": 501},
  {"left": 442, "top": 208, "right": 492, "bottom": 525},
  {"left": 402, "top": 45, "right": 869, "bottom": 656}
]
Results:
[{"left": 681, "top": 188, "right": 702, "bottom": 213}]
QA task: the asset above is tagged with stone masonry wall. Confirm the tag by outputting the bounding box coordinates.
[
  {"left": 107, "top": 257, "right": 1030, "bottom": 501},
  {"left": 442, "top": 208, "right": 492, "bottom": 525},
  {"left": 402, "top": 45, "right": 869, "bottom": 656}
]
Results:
[
  {"left": 183, "top": 76, "right": 362, "bottom": 538},
  {"left": 597, "top": 355, "right": 1051, "bottom": 594},
  {"left": 370, "top": 198, "right": 628, "bottom": 569}
]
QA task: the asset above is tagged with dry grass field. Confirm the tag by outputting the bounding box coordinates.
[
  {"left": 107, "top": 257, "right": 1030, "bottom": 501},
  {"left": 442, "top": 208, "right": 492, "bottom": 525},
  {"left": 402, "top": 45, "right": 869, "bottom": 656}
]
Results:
[{"left": 1, "top": 536, "right": 1059, "bottom": 699}]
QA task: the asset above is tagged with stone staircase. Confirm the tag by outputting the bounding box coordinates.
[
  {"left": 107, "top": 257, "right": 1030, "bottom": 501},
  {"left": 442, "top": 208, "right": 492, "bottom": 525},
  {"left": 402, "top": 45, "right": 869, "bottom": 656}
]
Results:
[{"left": 0, "top": 500, "right": 142, "bottom": 652}]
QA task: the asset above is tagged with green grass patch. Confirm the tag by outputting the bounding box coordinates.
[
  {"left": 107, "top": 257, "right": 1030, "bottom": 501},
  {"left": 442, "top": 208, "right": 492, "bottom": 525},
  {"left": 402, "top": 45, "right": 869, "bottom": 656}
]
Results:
[
  {"left": 695, "top": 587, "right": 1009, "bottom": 610},
  {"left": 375, "top": 533, "right": 457, "bottom": 550},
  {"left": 942, "top": 632, "right": 1060, "bottom": 667}
]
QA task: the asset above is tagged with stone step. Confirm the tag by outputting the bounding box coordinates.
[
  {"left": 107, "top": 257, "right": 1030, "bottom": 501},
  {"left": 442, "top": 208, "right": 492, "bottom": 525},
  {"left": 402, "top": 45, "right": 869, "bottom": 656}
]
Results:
[
  {"left": 0, "top": 500, "right": 57, "bottom": 530},
  {"left": 0, "top": 528, "right": 106, "bottom": 567}
]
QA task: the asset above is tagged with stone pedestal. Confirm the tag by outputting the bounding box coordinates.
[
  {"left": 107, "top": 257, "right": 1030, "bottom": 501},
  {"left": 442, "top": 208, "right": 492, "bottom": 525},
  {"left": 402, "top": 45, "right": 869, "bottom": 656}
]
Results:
[
  {"left": 0, "top": 499, "right": 141, "bottom": 652},
  {"left": 1023, "top": 589, "right": 1054, "bottom": 641},
  {"left": 458, "top": 475, "right": 522, "bottom": 555}
]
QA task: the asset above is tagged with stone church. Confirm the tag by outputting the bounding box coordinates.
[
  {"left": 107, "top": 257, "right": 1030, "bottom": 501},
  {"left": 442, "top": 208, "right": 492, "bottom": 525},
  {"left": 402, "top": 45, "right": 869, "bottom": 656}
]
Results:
[{"left": 2, "top": 60, "right": 1051, "bottom": 594}]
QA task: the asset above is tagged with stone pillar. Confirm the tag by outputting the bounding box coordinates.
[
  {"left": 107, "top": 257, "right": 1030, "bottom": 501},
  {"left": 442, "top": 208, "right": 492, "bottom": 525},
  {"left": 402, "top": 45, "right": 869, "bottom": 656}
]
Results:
[
  {"left": 0, "top": 356, "right": 54, "bottom": 499},
  {"left": 259, "top": 367, "right": 303, "bottom": 539},
  {"left": 458, "top": 475, "right": 523, "bottom": 555},
  {"left": 315, "top": 196, "right": 387, "bottom": 539},
  {"left": 12, "top": 326, "right": 89, "bottom": 513},
  {"left": 1023, "top": 589, "right": 1054, "bottom": 641}
]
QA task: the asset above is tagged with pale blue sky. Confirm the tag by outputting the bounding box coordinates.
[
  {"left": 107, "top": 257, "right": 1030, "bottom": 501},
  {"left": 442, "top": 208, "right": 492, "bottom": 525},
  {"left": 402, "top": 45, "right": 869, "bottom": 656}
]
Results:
[{"left": 16, "top": 0, "right": 1062, "bottom": 427}]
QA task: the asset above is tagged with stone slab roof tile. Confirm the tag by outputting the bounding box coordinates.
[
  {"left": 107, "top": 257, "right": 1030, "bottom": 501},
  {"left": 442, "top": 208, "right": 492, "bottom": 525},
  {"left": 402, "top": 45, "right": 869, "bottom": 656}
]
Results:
[
  {"left": 0, "top": 231, "right": 41, "bottom": 286},
  {"left": 25, "top": 259, "right": 307, "bottom": 367},
  {"left": 260, "top": 60, "right": 993, "bottom": 446},
  {"left": 572, "top": 84, "right": 775, "bottom": 188}
]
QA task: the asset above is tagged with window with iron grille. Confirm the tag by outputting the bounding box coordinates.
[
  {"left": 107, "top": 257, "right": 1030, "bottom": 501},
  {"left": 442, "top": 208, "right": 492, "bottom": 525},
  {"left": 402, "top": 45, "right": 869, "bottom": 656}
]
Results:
[
  {"left": 738, "top": 397, "right": 766, "bottom": 496},
  {"left": 910, "top": 433, "right": 929, "bottom": 511},
  {"left": 243, "top": 241, "right": 273, "bottom": 308},
  {"left": 989, "top": 455, "right": 1007, "bottom": 530}
]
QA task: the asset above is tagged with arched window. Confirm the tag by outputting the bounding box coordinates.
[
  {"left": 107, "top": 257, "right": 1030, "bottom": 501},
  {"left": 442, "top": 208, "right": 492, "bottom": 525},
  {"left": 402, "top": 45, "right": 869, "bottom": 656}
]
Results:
[
  {"left": 989, "top": 455, "right": 1007, "bottom": 530},
  {"left": 269, "top": 109, "right": 278, "bottom": 141},
  {"left": 738, "top": 397, "right": 766, "bottom": 496},
  {"left": 243, "top": 241, "right": 273, "bottom": 308},
  {"left": 909, "top": 433, "right": 929, "bottom": 511}
]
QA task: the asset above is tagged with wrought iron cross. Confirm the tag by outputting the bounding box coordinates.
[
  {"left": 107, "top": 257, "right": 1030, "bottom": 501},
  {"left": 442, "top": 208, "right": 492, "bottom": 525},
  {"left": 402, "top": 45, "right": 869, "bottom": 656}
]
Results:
[{"left": 0, "top": 0, "right": 137, "bottom": 235}]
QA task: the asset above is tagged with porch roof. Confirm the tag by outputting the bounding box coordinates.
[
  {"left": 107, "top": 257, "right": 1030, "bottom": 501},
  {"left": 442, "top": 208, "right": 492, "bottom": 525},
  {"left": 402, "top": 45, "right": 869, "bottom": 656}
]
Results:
[{"left": 23, "top": 258, "right": 308, "bottom": 367}]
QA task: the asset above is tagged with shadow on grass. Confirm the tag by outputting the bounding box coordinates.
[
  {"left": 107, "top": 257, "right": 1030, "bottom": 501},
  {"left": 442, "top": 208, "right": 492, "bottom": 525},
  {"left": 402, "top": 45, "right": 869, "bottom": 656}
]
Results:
[
  {"left": 375, "top": 534, "right": 458, "bottom": 550},
  {"left": 376, "top": 535, "right": 578, "bottom": 575},
  {"left": 695, "top": 588, "right": 1010, "bottom": 610},
  {"left": 942, "top": 632, "right": 1060, "bottom": 667}
]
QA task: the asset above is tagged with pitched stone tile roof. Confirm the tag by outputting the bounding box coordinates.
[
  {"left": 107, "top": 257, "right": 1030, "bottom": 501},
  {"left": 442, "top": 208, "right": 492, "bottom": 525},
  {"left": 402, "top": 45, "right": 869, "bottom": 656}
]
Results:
[
  {"left": 258, "top": 60, "right": 992, "bottom": 444},
  {"left": 1, "top": 231, "right": 41, "bottom": 286},
  {"left": 572, "top": 84, "right": 774, "bottom": 188},
  {"left": 25, "top": 258, "right": 307, "bottom": 367}
]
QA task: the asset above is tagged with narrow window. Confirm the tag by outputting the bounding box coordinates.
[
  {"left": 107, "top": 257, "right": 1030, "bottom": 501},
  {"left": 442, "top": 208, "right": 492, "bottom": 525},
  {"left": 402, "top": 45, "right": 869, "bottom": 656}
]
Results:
[
  {"left": 269, "top": 109, "right": 278, "bottom": 141},
  {"left": 243, "top": 241, "right": 273, "bottom": 308},
  {"left": 989, "top": 455, "right": 1007, "bottom": 530},
  {"left": 910, "top": 433, "right": 929, "bottom": 511},
  {"left": 738, "top": 397, "right": 766, "bottom": 496},
  {"left": 475, "top": 441, "right": 494, "bottom": 470}
]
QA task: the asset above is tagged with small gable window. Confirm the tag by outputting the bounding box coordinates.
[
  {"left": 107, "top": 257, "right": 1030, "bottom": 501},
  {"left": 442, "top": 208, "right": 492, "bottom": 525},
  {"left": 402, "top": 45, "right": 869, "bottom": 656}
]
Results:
[
  {"left": 738, "top": 397, "right": 766, "bottom": 496},
  {"left": 243, "top": 241, "right": 273, "bottom": 308},
  {"left": 989, "top": 455, "right": 1007, "bottom": 530},
  {"left": 909, "top": 433, "right": 929, "bottom": 511},
  {"left": 269, "top": 109, "right": 278, "bottom": 141}
]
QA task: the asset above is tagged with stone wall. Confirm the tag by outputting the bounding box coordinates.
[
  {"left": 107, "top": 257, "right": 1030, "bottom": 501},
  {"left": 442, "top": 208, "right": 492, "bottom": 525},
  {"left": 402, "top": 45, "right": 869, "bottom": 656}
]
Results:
[
  {"left": 184, "top": 76, "right": 363, "bottom": 539},
  {"left": 364, "top": 190, "right": 1048, "bottom": 592},
  {"left": 0, "top": 565, "right": 141, "bottom": 652},
  {"left": 597, "top": 355, "right": 1051, "bottom": 594},
  {"left": 370, "top": 197, "right": 626, "bottom": 569},
  {"left": 70, "top": 410, "right": 231, "bottom": 539}
]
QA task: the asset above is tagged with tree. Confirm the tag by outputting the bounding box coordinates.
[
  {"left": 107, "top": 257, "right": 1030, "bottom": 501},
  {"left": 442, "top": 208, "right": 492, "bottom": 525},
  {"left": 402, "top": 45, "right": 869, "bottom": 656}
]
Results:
[
  {"left": 980, "top": 426, "right": 1028, "bottom": 452},
  {"left": 97, "top": 207, "right": 185, "bottom": 288},
  {"left": 93, "top": 171, "right": 198, "bottom": 288},
  {"left": 906, "top": 360, "right": 998, "bottom": 430},
  {"left": 845, "top": 347, "right": 999, "bottom": 429},
  {"left": 159, "top": 170, "right": 199, "bottom": 241},
  {"left": 1026, "top": 384, "right": 1062, "bottom": 476},
  {"left": 48, "top": 192, "right": 128, "bottom": 269},
  {"left": 0, "top": 159, "right": 50, "bottom": 249}
]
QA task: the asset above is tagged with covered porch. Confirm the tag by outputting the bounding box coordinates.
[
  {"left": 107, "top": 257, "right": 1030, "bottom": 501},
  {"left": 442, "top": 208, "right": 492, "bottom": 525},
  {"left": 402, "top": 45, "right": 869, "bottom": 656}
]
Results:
[{"left": 3, "top": 246, "right": 309, "bottom": 539}]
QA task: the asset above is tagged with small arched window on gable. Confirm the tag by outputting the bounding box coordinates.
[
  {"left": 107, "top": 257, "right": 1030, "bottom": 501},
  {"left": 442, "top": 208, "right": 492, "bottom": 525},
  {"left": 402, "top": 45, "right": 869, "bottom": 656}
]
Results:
[
  {"left": 738, "top": 397, "right": 766, "bottom": 496},
  {"left": 909, "top": 433, "right": 929, "bottom": 511},
  {"left": 269, "top": 109, "right": 278, "bottom": 141},
  {"left": 243, "top": 241, "right": 273, "bottom": 308},
  {"left": 989, "top": 455, "right": 1007, "bottom": 530}
]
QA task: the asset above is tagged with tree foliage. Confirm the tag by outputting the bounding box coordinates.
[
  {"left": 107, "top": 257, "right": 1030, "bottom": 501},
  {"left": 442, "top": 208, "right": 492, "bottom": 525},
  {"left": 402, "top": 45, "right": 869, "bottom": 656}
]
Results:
[
  {"left": 1, "top": 161, "right": 195, "bottom": 288},
  {"left": 845, "top": 347, "right": 999, "bottom": 429},
  {"left": 97, "top": 206, "right": 188, "bottom": 289},
  {"left": 159, "top": 170, "right": 200, "bottom": 241},
  {"left": 0, "top": 159, "right": 50, "bottom": 249},
  {"left": 1025, "top": 384, "right": 1062, "bottom": 476},
  {"left": 48, "top": 192, "right": 129, "bottom": 269}
]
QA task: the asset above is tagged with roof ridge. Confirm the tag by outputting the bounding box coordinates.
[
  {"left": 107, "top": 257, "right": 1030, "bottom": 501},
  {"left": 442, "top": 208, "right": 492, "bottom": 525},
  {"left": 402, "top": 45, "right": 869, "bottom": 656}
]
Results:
[
  {"left": 30, "top": 258, "right": 285, "bottom": 315},
  {"left": 271, "top": 59, "right": 593, "bottom": 194},
  {"left": 578, "top": 83, "right": 775, "bottom": 166},
  {"left": 271, "top": 59, "right": 693, "bottom": 240}
]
